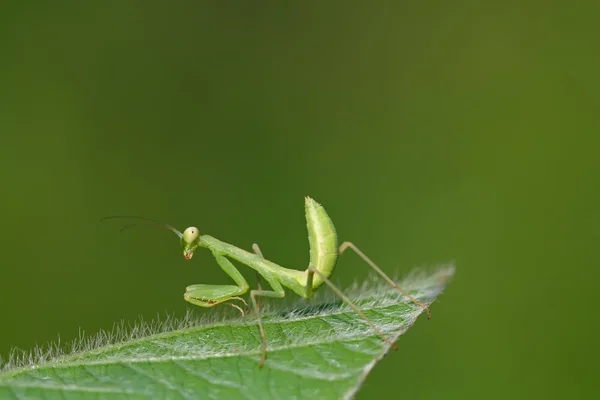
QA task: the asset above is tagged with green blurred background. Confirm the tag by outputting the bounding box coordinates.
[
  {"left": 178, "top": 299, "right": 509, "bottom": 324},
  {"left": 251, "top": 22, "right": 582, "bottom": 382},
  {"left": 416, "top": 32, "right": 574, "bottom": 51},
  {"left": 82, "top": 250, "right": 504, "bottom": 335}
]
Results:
[{"left": 1, "top": 2, "right": 597, "bottom": 399}]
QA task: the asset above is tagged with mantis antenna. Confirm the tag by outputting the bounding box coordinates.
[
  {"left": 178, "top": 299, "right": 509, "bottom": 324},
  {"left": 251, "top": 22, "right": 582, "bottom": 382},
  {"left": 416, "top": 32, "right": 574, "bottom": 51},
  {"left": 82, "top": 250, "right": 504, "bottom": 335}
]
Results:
[{"left": 100, "top": 215, "right": 183, "bottom": 238}]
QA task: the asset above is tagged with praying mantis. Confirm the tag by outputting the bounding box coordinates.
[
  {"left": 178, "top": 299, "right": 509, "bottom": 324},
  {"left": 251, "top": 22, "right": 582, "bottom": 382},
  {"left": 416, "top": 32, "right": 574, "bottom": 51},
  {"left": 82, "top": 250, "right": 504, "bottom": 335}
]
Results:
[{"left": 103, "top": 196, "right": 430, "bottom": 367}]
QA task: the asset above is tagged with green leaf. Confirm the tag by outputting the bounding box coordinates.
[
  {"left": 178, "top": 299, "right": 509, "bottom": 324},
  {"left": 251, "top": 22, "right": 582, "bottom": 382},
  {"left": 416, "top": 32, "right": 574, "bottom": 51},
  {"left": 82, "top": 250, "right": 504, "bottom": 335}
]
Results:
[{"left": 0, "top": 266, "right": 454, "bottom": 400}]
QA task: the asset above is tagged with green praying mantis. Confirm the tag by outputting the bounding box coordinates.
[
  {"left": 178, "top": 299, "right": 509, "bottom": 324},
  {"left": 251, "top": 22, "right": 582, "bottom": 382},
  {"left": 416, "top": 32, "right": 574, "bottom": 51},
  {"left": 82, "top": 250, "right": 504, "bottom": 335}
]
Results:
[{"left": 103, "top": 196, "right": 430, "bottom": 367}]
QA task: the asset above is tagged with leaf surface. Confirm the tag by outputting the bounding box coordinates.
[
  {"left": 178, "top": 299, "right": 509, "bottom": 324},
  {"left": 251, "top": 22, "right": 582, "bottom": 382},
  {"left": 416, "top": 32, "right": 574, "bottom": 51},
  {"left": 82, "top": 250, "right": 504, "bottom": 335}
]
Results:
[{"left": 0, "top": 266, "right": 454, "bottom": 400}]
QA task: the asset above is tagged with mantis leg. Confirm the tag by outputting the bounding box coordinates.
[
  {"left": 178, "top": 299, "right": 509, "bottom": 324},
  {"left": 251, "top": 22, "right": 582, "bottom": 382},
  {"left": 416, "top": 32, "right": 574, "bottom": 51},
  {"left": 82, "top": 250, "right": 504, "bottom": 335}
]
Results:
[
  {"left": 306, "top": 266, "right": 398, "bottom": 351},
  {"left": 251, "top": 244, "right": 264, "bottom": 308},
  {"left": 249, "top": 271, "right": 285, "bottom": 368},
  {"left": 184, "top": 253, "right": 250, "bottom": 312},
  {"left": 339, "top": 241, "right": 431, "bottom": 319}
]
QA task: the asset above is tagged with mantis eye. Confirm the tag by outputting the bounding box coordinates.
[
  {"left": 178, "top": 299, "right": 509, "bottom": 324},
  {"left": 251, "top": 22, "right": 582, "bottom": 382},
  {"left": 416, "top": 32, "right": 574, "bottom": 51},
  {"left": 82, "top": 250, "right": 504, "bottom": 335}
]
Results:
[{"left": 182, "top": 226, "right": 200, "bottom": 244}]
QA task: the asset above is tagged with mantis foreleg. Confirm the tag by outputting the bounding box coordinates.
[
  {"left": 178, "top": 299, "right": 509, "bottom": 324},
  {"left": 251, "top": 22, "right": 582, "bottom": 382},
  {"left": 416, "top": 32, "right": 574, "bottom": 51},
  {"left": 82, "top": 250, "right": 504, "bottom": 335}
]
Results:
[
  {"left": 220, "top": 298, "right": 248, "bottom": 316},
  {"left": 184, "top": 253, "right": 250, "bottom": 310}
]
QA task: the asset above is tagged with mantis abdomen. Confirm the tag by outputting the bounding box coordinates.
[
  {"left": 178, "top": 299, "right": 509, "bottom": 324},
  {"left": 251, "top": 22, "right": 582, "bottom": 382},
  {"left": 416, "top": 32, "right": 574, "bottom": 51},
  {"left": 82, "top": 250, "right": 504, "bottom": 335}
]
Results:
[{"left": 305, "top": 196, "right": 339, "bottom": 289}]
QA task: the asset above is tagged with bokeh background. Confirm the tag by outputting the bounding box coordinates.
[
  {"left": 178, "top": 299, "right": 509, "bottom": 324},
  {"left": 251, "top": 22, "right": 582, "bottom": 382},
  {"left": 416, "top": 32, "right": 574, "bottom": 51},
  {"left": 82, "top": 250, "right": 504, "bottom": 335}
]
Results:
[{"left": 1, "top": 2, "right": 598, "bottom": 399}]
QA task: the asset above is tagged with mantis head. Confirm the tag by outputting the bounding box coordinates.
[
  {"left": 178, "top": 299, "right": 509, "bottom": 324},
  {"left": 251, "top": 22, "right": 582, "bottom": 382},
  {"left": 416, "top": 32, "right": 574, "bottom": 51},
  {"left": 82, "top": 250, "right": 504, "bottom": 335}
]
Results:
[{"left": 182, "top": 226, "right": 200, "bottom": 260}]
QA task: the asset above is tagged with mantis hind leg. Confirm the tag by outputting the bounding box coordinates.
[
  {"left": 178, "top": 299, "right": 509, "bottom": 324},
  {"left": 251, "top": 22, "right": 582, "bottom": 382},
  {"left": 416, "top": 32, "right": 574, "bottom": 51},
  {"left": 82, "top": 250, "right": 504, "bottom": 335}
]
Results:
[
  {"left": 339, "top": 241, "right": 431, "bottom": 319},
  {"left": 306, "top": 266, "right": 398, "bottom": 351}
]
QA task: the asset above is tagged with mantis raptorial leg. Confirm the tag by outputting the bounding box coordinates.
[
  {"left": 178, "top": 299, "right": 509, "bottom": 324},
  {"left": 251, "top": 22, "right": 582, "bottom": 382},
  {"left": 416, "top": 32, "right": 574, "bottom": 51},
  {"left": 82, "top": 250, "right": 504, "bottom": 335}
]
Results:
[
  {"left": 103, "top": 196, "right": 432, "bottom": 368},
  {"left": 216, "top": 297, "right": 248, "bottom": 316}
]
